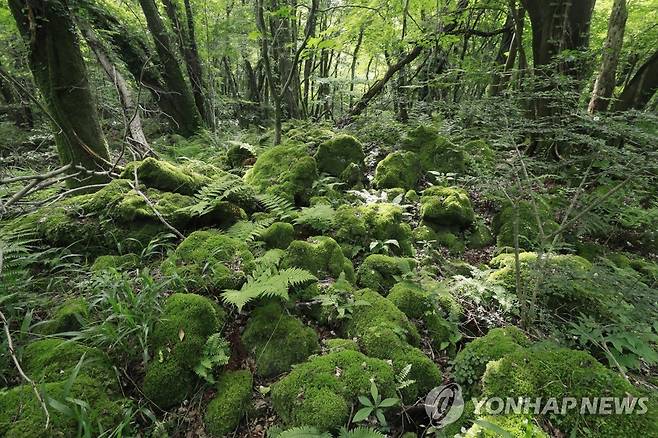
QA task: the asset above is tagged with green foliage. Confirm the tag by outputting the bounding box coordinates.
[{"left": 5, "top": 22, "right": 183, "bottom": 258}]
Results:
[
  {"left": 194, "top": 334, "right": 231, "bottom": 384},
  {"left": 121, "top": 158, "right": 209, "bottom": 195},
  {"left": 184, "top": 171, "right": 258, "bottom": 216},
  {"left": 373, "top": 151, "right": 421, "bottom": 190},
  {"left": 356, "top": 254, "right": 416, "bottom": 294},
  {"left": 294, "top": 204, "right": 337, "bottom": 233},
  {"left": 352, "top": 381, "right": 399, "bottom": 428},
  {"left": 203, "top": 370, "right": 253, "bottom": 437},
  {"left": 282, "top": 236, "right": 355, "bottom": 282}
]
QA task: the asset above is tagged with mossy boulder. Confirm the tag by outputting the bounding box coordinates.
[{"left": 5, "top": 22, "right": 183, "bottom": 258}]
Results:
[
  {"left": 162, "top": 230, "right": 256, "bottom": 293},
  {"left": 91, "top": 253, "right": 139, "bottom": 272},
  {"left": 453, "top": 326, "right": 529, "bottom": 395},
  {"left": 0, "top": 339, "right": 124, "bottom": 436},
  {"left": 467, "top": 219, "right": 494, "bottom": 248},
  {"left": 226, "top": 142, "right": 255, "bottom": 167},
  {"left": 401, "top": 125, "right": 466, "bottom": 174},
  {"left": 324, "top": 338, "right": 359, "bottom": 352},
  {"left": 435, "top": 230, "right": 466, "bottom": 253},
  {"left": 373, "top": 151, "right": 421, "bottom": 190},
  {"left": 493, "top": 200, "right": 559, "bottom": 250},
  {"left": 259, "top": 221, "right": 295, "bottom": 249},
  {"left": 121, "top": 157, "right": 209, "bottom": 195},
  {"left": 387, "top": 282, "right": 434, "bottom": 318},
  {"left": 314, "top": 134, "right": 365, "bottom": 177},
  {"left": 40, "top": 297, "right": 89, "bottom": 335},
  {"left": 204, "top": 370, "right": 253, "bottom": 437},
  {"left": 282, "top": 236, "right": 355, "bottom": 282},
  {"left": 356, "top": 254, "right": 416, "bottom": 294},
  {"left": 420, "top": 186, "right": 474, "bottom": 228},
  {"left": 143, "top": 293, "right": 224, "bottom": 409},
  {"left": 242, "top": 303, "right": 319, "bottom": 377},
  {"left": 334, "top": 203, "right": 414, "bottom": 256},
  {"left": 482, "top": 347, "right": 658, "bottom": 437},
  {"left": 271, "top": 350, "right": 396, "bottom": 431},
  {"left": 463, "top": 414, "right": 548, "bottom": 437},
  {"left": 244, "top": 142, "right": 318, "bottom": 205}
]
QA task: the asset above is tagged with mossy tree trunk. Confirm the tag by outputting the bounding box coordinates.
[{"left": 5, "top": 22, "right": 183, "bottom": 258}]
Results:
[
  {"left": 138, "top": 0, "right": 202, "bottom": 137},
  {"left": 9, "top": 0, "right": 111, "bottom": 187}
]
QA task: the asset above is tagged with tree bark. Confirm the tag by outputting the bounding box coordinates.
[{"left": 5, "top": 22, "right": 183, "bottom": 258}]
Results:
[
  {"left": 9, "top": 0, "right": 111, "bottom": 187},
  {"left": 0, "top": 62, "right": 33, "bottom": 128},
  {"left": 588, "top": 0, "right": 628, "bottom": 113},
  {"left": 613, "top": 48, "right": 658, "bottom": 111},
  {"left": 138, "top": 0, "right": 202, "bottom": 137}
]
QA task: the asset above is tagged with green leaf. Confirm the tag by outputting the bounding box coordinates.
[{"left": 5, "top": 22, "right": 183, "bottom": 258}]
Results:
[
  {"left": 378, "top": 397, "right": 399, "bottom": 408},
  {"left": 358, "top": 395, "right": 373, "bottom": 407},
  {"left": 352, "top": 407, "right": 373, "bottom": 423}
]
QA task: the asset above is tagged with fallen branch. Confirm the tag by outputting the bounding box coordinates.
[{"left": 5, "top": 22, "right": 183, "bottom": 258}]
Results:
[{"left": 130, "top": 168, "right": 184, "bottom": 240}]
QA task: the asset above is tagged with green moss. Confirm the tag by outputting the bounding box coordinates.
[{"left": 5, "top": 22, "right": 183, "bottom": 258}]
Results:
[
  {"left": 405, "top": 189, "right": 419, "bottom": 203},
  {"left": 91, "top": 253, "right": 139, "bottom": 272},
  {"left": 482, "top": 347, "right": 658, "bottom": 437},
  {"left": 162, "top": 230, "right": 256, "bottom": 293},
  {"left": 493, "top": 201, "right": 559, "bottom": 250},
  {"left": 413, "top": 224, "right": 438, "bottom": 243},
  {"left": 453, "top": 326, "right": 529, "bottom": 395},
  {"left": 314, "top": 134, "right": 365, "bottom": 176},
  {"left": 359, "top": 325, "right": 442, "bottom": 401},
  {"left": 401, "top": 126, "right": 466, "bottom": 174},
  {"left": 242, "top": 303, "right": 319, "bottom": 377},
  {"left": 226, "top": 142, "right": 255, "bottom": 167},
  {"left": 244, "top": 142, "right": 318, "bottom": 205},
  {"left": 339, "top": 162, "right": 364, "bottom": 187},
  {"left": 204, "top": 370, "right": 253, "bottom": 437},
  {"left": 400, "top": 125, "right": 441, "bottom": 153},
  {"left": 40, "top": 298, "right": 89, "bottom": 335},
  {"left": 463, "top": 414, "right": 548, "bottom": 437},
  {"left": 420, "top": 186, "right": 474, "bottom": 228},
  {"left": 356, "top": 254, "right": 416, "bottom": 294},
  {"left": 334, "top": 203, "right": 414, "bottom": 255},
  {"left": 324, "top": 338, "right": 359, "bottom": 352},
  {"left": 260, "top": 221, "right": 295, "bottom": 249},
  {"left": 463, "top": 139, "right": 496, "bottom": 175},
  {"left": 286, "top": 126, "right": 335, "bottom": 147},
  {"left": 436, "top": 230, "right": 466, "bottom": 253},
  {"left": 373, "top": 151, "right": 421, "bottom": 190},
  {"left": 271, "top": 350, "right": 396, "bottom": 431},
  {"left": 467, "top": 219, "right": 494, "bottom": 249},
  {"left": 282, "top": 236, "right": 355, "bottom": 282},
  {"left": 345, "top": 288, "right": 419, "bottom": 345},
  {"left": 143, "top": 293, "right": 224, "bottom": 409},
  {"left": 120, "top": 157, "right": 208, "bottom": 195},
  {"left": 387, "top": 282, "right": 434, "bottom": 319}
]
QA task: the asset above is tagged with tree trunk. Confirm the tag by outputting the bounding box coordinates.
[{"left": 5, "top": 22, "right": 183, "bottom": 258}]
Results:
[
  {"left": 613, "top": 48, "right": 658, "bottom": 111},
  {"left": 9, "top": 0, "right": 111, "bottom": 187},
  {"left": 0, "top": 62, "right": 33, "bottom": 128},
  {"left": 588, "top": 0, "right": 628, "bottom": 113},
  {"left": 138, "top": 0, "right": 202, "bottom": 137},
  {"left": 79, "top": 24, "right": 151, "bottom": 156}
]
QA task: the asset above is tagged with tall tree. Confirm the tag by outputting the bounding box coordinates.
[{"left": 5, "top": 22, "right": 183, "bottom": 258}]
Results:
[
  {"left": 588, "top": 0, "right": 628, "bottom": 113},
  {"left": 138, "top": 0, "right": 202, "bottom": 137},
  {"left": 613, "top": 48, "right": 658, "bottom": 111},
  {"left": 9, "top": 0, "right": 111, "bottom": 187}
]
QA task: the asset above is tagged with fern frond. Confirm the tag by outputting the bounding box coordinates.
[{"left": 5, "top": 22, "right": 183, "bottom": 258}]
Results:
[
  {"left": 271, "top": 426, "right": 331, "bottom": 438},
  {"left": 338, "top": 426, "right": 386, "bottom": 438},
  {"left": 224, "top": 218, "right": 275, "bottom": 242},
  {"left": 257, "top": 193, "right": 295, "bottom": 220},
  {"left": 294, "top": 204, "right": 336, "bottom": 232}
]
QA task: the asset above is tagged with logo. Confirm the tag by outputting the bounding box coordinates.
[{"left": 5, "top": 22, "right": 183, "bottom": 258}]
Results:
[{"left": 424, "top": 383, "right": 465, "bottom": 428}]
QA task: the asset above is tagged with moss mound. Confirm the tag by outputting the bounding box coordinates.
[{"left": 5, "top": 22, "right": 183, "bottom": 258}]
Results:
[
  {"left": 162, "top": 230, "right": 256, "bottom": 293},
  {"left": 121, "top": 157, "right": 209, "bottom": 195},
  {"left": 40, "top": 297, "right": 89, "bottom": 335},
  {"left": 260, "top": 221, "right": 295, "bottom": 249},
  {"left": 453, "top": 326, "right": 529, "bottom": 394},
  {"left": 493, "top": 200, "right": 559, "bottom": 250},
  {"left": 373, "top": 151, "right": 421, "bottom": 190},
  {"left": 204, "top": 370, "right": 253, "bottom": 437},
  {"left": 333, "top": 203, "right": 414, "bottom": 255},
  {"left": 271, "top": 350, "right": 396, "bottom": 431},
  {"left": 401, "top": 125, "right": 466, "bottom": 174},
  {"left": 244, "top": 142, "right": 318, "bottom": 205},
  {"left": 482, "top": 347, "right": 658, "bottom": 437},
  {"left": 91, "top": 253, "right": 139, "bottom": 272},
  {"left": 420, "top": 186, "right": 475, "bottom": 228},
  {"left": 356, "top": 254, "right": 416, "bottom": 294},
  {"left": 314, "top": 134, "right": 365, "bottom": 176},
  {"left": 143, "top": 293, "right": 224, "bottom": 409},
  {"left": 242, "top": 303, "right": 319, "bottom": 377},
  {"left": 282, "top": 236, "right": 355, "bottom": 282}
]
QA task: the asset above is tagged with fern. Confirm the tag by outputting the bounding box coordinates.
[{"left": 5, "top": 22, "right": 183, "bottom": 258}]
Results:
[
  {"left": 222, "top": 267, "right": 316, "bottom": 311},
  {"left": 185, "top": 173, "right": 255, "bottom": 216},
  {"left": 268, "top": 426, "right": 331, "bottom": 438},
  {"left": 223, "top": 218, "right": 275, "bottom": 242},
  {"left": 338, "top": 427, "right": 386, "bottom": 438},
  {"left": 257, "top": 193, "right": 295, "bottom": 220},
  {"left": 0, "top": 226, "right": 38, "bottom": 296},
  {"left": 294, "top": 204, "right": 336, "bottom": 232}
]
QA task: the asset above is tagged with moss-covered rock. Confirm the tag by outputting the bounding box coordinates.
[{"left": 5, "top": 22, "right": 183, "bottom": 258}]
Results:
[
  {"left": 242, "top": 303, "right": 319, "bottom": 377},
  {"left": 204, "top": 370, "right": 253, "bottom": 437},
  {"left": 482, "top": 347, "right": 658, "bottom": 437},
  {"left": 339, "top": 162, "right": 364, "bottom": 187},
  {"left": 467, "top": 219, "right": 494, "bottom": 249},
  {"left": 463, "top": 414, "right": 548, "bottom": 437},
  {"left": 121, "top": 157, "right": 209, "bottom": 195},
  {"left": 244, "top": 142, "right": 318, "bottom": 205},
  {"left": 373, "top": 151, "right": 421, "bottom": 190},
  {"left": 91, "top": 253, "right": 139, "bottom": 272},
  {"left": 333, "top": 203, "right": 414, "bottom": 256},
  {"left": 162, "top": 230, "right": 256, "bottom": 293},
  {"left": 324, "top": 338, "right": 359, "bottom": 352},
  {"left": 356, "top": 254, "right": 416, "bottom": 294},
  {"left": 40, "top": 298, "right": 89, "bottom": 335},
  {"left": 226, "top": 142, "right": 255, "bottom": 168},
  {"left": 420, "top": 186, "right": 474, "bottom": 228},
  {"left": 259, "top": 221, "right": 295, "bottom": 249},
  {"left": 314, "top": 134, "right": 365, "bottom": 177},
  {"left": 436, "top": 230, "right": 466, "bottom": 253},
  {"left": 453, "top": 326, "right": 529, "bottom": 395},
  {"left": 401, "top": 126, "right": 466, "bottom": 174},
  {"left": 143, "top": 293, "right": 224, "bottom": 408},
  {"left": 387, "top": 282, "right": 434, "bottom": 318},
  {"left": 282, "top": 236, "right": 355, "bottom": 282},
  {"left": 0, "top": 339, "right": 125, "bottom": 437},
  {"left": 271, "top": 350, "right": 396, "bottom": 431},
  {"left": 493, "top": 200, "right": 559, "bottom": 250}
]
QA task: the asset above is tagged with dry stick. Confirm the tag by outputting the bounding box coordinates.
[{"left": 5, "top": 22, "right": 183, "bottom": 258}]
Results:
[
  {"left": 130, "top": 168, "right": 184, "bottom": 240},
  {"left": 0, "top": 164, "right": 71, "bottom": 185},
  {"left": 1, "top": 165, "right": 73, "bottom": 211},
  {"left": 0, "top": 248, "right": 50, "bottom": 429}
]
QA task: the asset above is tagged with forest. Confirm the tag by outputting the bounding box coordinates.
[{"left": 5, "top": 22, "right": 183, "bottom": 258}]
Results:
[{"left": 0, "top": 0, "right": 657, "bottom": 436}]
